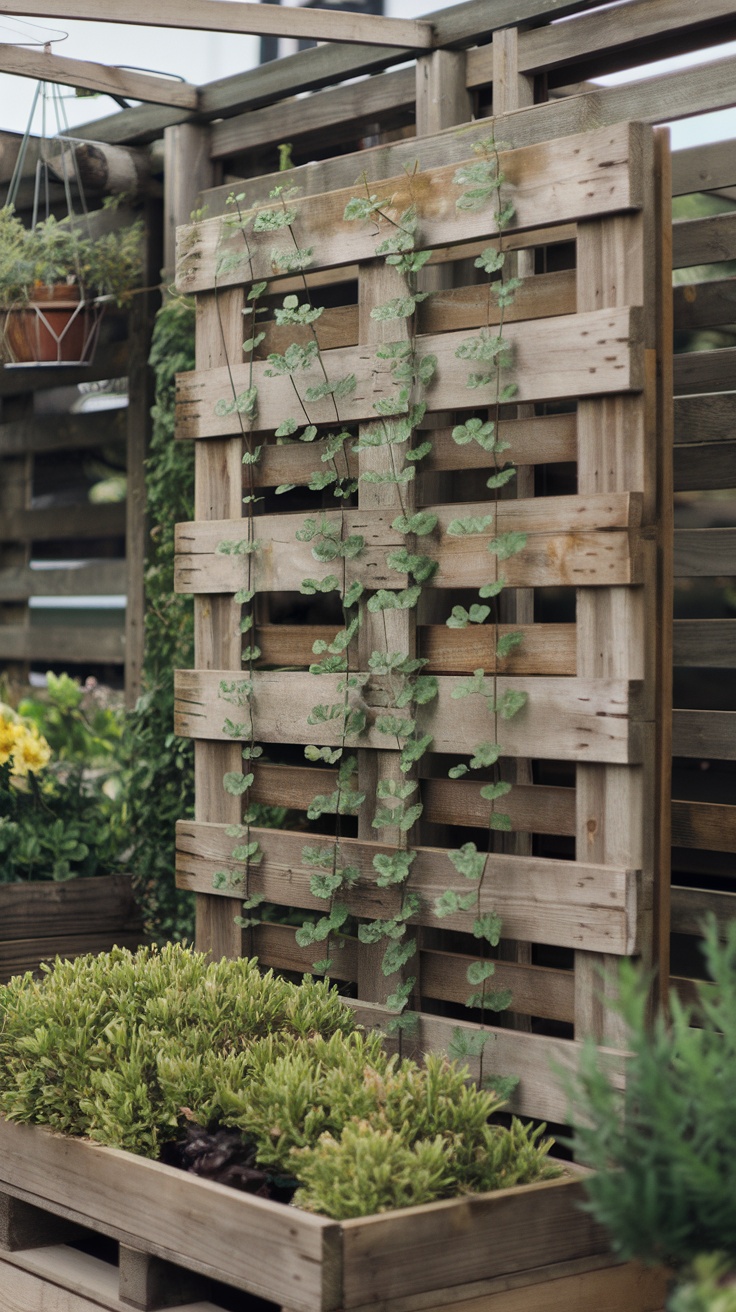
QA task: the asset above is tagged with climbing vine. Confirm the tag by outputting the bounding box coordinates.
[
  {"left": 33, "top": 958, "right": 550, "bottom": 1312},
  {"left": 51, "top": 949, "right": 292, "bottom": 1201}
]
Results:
[{"left": 203, "top": 138, "right": 529, "bottom": 1083}]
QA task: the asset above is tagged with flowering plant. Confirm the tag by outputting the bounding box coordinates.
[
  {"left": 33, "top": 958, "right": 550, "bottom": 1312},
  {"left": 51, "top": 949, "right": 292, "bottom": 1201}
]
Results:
[
  {"left": 0, "top": 674, "right": 127, "bottom": 883},
  {"left": 0, "top": 706, "right": 52, "bottom": 778}
]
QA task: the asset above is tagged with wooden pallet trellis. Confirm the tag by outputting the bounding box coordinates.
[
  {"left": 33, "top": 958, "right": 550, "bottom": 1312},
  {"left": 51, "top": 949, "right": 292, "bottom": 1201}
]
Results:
[{"left": 173, "top": 118, "right": 671, "bottom": 1121}]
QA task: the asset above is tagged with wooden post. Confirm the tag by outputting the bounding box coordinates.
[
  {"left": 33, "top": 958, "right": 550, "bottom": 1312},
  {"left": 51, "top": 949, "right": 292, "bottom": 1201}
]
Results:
[
  {"left": 192, "top": 289, "right": 247, "bottom": 959},
  {"left": 162, "top": 125, "right": 213, "bottom": 286},
  {"left": 356, "top": 261, "right": 415, "bottom": 1005},
  {"left": 119, "top": 1245, "right": 211, "bottom": 1309},
  {"left": 574, "top": 129, "right": 659, "bottom": 1043},
  {"left": 491, "top": 29, "right": 536, "bottom": 1026}
]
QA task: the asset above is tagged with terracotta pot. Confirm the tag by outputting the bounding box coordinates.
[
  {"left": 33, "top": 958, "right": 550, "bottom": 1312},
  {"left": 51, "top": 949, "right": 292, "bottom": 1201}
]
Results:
[{"left": 1, "top": 284, "right": 99, "bottom": 365}]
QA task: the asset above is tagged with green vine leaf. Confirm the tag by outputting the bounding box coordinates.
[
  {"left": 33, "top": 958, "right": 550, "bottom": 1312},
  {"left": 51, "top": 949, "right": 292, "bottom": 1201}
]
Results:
[
  {"left": 487, "top": 531, "right": 527, "bottom": 561},
  {"left": 496, "top": 631, "right": 524, "bottom": 660},
  {"left": 447, "top": 515, "right": 494, "bottom": 537},
  {"left": 366, "top": 587, "right": 421, "bottom": 612},
  {"left": 474, "top": 246, "right": 505, "bottom": 274},
  {"left": 466, "top": 987, "right": 513, "bottom": 1011},
  {"left": 448, "top": 843, "right": 487, "bottom": 882},
  {"left": 382, "top": 937, "right": 417, "bottom": 976},
  {"left": 467, "top": 959, "right": 496, "bottom": 985},
  {"left": 392, "top": 511, "right": 437, "bottom": 537},
  {"left": 486, "top": 468, "right": 517, "bottom": 491},
  {"left": 223, "top": 771, "right": 254, "bottom": 796},
  {"left": 473, "top": 912, "right": 503, "bottom": 945},
  {"left": 373, "top": 849, "right": 416, "bottom": 887},
  {"left": 447, "top": 1028, "right": 490, "bottom": 1060}
]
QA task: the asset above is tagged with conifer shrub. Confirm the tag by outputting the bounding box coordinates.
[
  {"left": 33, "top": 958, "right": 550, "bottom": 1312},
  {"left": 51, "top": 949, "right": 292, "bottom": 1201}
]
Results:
[
  {"left": 0, "top": 944, "right": 560, "bottom": 1217},
  {"left": 565, "top": 918, "right": 736, "bottom": 1277}
]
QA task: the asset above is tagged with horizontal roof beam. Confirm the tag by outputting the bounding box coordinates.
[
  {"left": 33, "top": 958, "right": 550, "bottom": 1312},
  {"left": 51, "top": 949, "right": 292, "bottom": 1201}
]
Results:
[
  {"left": 0, "top": 1, "right": 434, "bottom": 49},
  {"left": 0, "top": 43, "right": 199, "bottom": 109}
]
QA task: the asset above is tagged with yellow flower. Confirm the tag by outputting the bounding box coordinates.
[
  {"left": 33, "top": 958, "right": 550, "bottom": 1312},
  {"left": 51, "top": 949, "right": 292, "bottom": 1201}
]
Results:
[
  {"left": 0, "top": 709, "right": 51, "bottom": 777},
  {"left": 11, "top": 726, "right": 51, "bottom": 777}
]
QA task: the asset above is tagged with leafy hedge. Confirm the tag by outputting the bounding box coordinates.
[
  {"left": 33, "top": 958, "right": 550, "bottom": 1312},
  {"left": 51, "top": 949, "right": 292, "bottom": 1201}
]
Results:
[
  {"left": 0, "top": 945, "right": 559, "bottom": 1218},
  {"left": 122, "top": 298, "right": 196, "bottom": 941}
]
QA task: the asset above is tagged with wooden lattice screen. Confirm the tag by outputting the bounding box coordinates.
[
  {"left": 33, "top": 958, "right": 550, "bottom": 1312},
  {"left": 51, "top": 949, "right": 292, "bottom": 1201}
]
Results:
[{"left": 173, "top": 119, "right": 671, "bottom": 1126}]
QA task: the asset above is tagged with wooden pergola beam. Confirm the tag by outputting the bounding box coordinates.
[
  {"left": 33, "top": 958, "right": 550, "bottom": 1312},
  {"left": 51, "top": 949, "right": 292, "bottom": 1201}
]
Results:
[
  {"left": 0, "top": 44, "right": 199, "bottom": 108},
  {"left": 0, "top": 2, "right": 434, "bottom": 49}
]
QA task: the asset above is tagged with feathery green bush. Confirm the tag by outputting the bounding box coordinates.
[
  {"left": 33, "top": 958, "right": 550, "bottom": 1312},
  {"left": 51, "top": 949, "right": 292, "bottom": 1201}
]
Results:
[
  {"left": 0, "top": 944, "right": 560, "bottom": 1217},
  {"left": 565, "top": 918, "right": 736, "bottom": 1270}
]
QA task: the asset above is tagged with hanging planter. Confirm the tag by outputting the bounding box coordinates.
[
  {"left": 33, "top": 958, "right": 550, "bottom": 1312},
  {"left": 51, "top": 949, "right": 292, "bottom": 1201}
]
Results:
[{"left": 1, "top": 282, "right": 103, "bottom": 366}]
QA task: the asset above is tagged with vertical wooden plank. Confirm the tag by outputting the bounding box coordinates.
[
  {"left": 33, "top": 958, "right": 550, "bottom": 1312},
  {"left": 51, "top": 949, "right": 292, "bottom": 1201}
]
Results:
[
  {"left": 491, "top": 29, "right": 536, "bottom": 1027},
  {"left": 574, "top": 128, "right": 658, "bottom": 1044},
  {"left": 415, "top": 49, "right": 471, "bottom": 142},
  {"left": 654, "top": 128, "right": 673, "bottom": 1006},
  {"left": 0, "top": 396, "right": 32, "bottom": 690},
  {"left": 162, "top": 124, "right": 213, "bottom": 285},
  {"left": 357, "top": 261, "right": 415, "bottom": 1005},
  {"left": 192, "top": 288, "right": 246, "bottom": 959}
]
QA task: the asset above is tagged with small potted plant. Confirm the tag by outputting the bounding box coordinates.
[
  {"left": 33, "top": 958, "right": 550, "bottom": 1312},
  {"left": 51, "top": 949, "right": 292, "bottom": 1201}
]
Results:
[
  {"left": 0, "top": 204, "right": 143, "bottom": 366},
  {"left": 565, "top": 919, "right": 736, "bottom": 1310}
]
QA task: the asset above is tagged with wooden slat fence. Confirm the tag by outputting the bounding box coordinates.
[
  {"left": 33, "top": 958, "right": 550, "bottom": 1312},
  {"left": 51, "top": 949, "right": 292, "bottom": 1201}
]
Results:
[{"left": 173, "top": 114, "right": 669, "bottom": 1121}]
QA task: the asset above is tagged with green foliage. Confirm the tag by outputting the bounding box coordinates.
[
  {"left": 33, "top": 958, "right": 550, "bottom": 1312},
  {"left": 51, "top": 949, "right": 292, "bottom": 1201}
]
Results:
[
  {"left": 565, "top": 920, "right": 736, "bottom": 1270},
  {"left": 0, "top": 946, "right": 559, "bottom": 1219},
  {"left": 0, "top": 204, "right": 143, "bottom": 308},
  {"left": 0, "top": 674, "right": 127, "bottom": 884},
  {"left": 670, "top": 1256, "right": 736, "bottom": 1312}
]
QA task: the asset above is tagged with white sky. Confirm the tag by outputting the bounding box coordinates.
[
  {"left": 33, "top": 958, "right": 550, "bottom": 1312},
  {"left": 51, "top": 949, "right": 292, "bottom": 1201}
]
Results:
[{"left": 0, "top": 7, "right": 734, "bottom": 153}]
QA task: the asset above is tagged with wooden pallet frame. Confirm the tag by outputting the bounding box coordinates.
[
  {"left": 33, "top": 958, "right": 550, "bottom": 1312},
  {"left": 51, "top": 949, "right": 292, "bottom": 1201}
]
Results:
[
  {"left": 173, "top": 116, "right": 670, "bottom": 1085},
  {"left": 0, "top": 1119, "right": 668, "bottom": 1312}
]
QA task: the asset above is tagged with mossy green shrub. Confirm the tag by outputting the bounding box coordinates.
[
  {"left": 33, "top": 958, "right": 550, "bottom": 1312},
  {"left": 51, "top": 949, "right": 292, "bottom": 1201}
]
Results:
[
  {"left": 0, "top": 944, "right": 560, "bottom": 1218},
  {"left": 670, "top": 1256, "right": 736, "bottom": 1312},
  {"left": 566, "top": 918, "right": 736, "bottom": 1294}
]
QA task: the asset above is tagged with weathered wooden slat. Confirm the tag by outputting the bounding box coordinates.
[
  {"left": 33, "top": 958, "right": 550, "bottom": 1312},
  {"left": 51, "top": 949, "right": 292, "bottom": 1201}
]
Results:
[
  {"left": 674, "top": 442, "right": 736, "bottom": 492},
  {"left": 673, "top": 278, "right": 736, "bottom": 331},
  {"left": 0, "top": 1, "right": 433, "bottom": 48},
  {"left": 0, "top": 561, "right": 126, "bottom": 601},
  {"left": 673, "top": 528, "right": 736, "bottom": 577},
  {"left": 176, "top": 308, "right": 642, "bottom": 438},
  {"left": 177, "top": 123, "right": 643, "bottom": 294},
  {"left": 339, "top": 1168, "right": 604, "bottom": 1305},
  {"left": 671, "top": 800, "right": 736, "bottom": 853},
  {"left": 0, "top": 1119, "right": 338, "bottom": 1312},
  {"left": 670, "top": 884, "right": 736, "bottom": 935},
  {"left": 255, "top": 272, "right": 577, "bottom": 358},
  {"left": 0, "top": 505, "right": 126, "bottom": 544},
  {"left": 255, "top": 413, "right": 576, "bottom": 489},
  {"left": 249, "top": 923, "right": 575, "bottom": 1023},
  {"left": 674, "top": 347, "right": 736, "bottom": 396},
  {"left": 673, "top": 620, "right": 736, "bottom": 667},
  {"left": 245, "top": 761, "right": 576, "bottom": 835},
  {"left": 673, "top": 211, "right": 736, "bottom": 268},
  {"left": 516, "top": 0, "right": 736, "bottom": 80},
  {"left": 175, "top": 494, "right": 641, "bottom": 596},
  {"left": 210, "top": 67, "right": 416, "bottom": 161},
  {"left": 675, "top": 395, "right": 736, "bottom": 446},
  {"left": 672, "top": 138, "right": 736, "bottom": 196},
  {"left": 0, "top": 625, "right": 124, "bottom": 664},
  {"left": 176, "top": 823, "right": 641, "bottom": 956},
  {"left": 174, "top": 670, "right": 645, "bottom": 764},
  {"left": 0, "top": 409, "right": 126, "bottom": 457},
  {"left": 0, "top": 43, "right": 199, "bottom": 109},
  {"left": 0, "top": 876, "right": 140, "bottom": 943},
  {"left": 672, "top": 710, "right": 736, "bottom": 760},
  {"left": 256, "top": 622, "right": 575, "bottom": 676}
]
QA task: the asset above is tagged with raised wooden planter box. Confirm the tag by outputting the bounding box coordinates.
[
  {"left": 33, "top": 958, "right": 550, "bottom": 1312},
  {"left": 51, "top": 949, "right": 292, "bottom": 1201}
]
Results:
[
  {"left": 0, "top": 875, "right": 145, "bottom": 984},
  {"left": 0, "top": 1119, "right": 668, "bottom": 1312}
]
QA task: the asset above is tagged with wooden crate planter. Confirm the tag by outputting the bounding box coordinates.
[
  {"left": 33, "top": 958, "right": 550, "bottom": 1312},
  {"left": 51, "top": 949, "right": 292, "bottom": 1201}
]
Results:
[
  {"left": 0, "top": 875, "right": 144, "bottom": 984},
  {"left": 0, "top": 1119, "right": 668, "bottom": 1312}
]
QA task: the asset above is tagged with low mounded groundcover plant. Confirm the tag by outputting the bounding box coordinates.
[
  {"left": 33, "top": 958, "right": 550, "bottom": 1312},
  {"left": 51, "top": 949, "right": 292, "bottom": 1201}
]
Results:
[{"left": 0, "top": 944, "right": 560, "bottom": 1218}]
